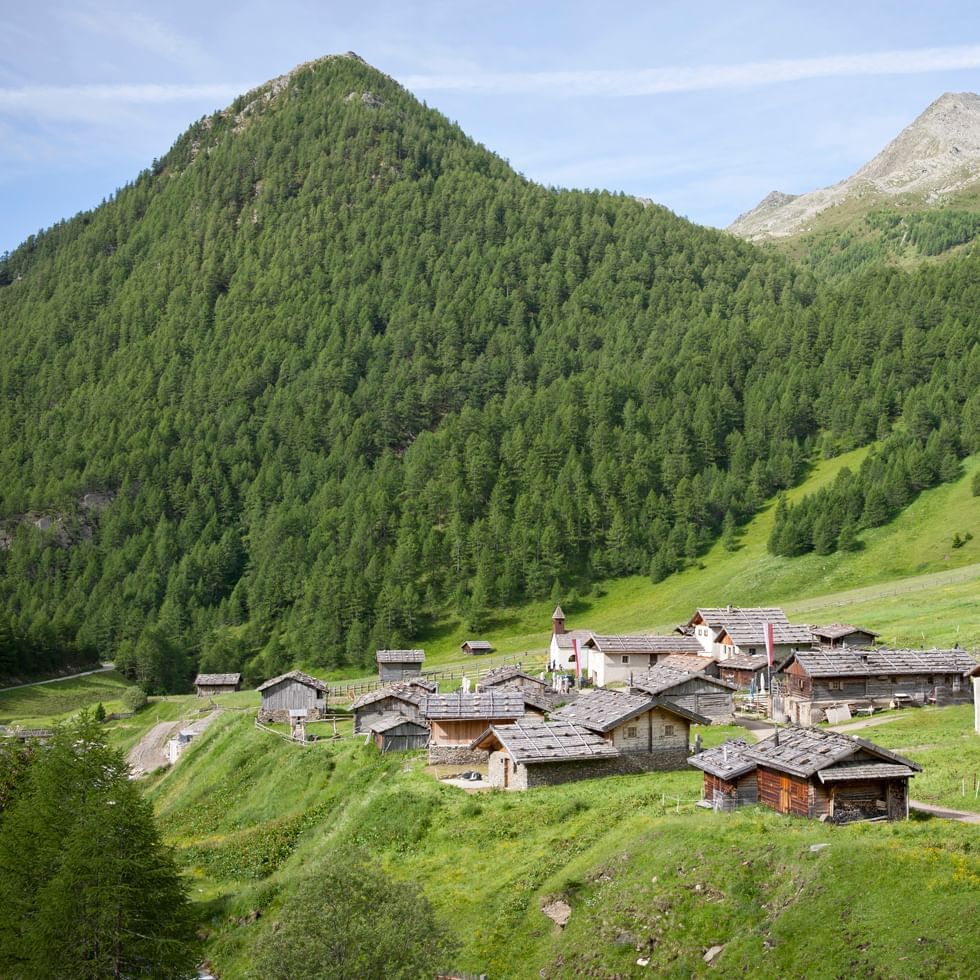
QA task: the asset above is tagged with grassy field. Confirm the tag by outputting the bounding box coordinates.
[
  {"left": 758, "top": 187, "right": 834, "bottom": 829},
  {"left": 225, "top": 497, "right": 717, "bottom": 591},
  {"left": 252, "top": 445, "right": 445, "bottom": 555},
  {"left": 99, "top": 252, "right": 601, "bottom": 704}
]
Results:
[
  {"left": 0, "top": 669, "right": 134, "bottom": 728},
  {"left": 141, "top": 708, "right": 980, "bottom": 978},
  {"left": 335, "top": 450, "right": 980, "bottom": 677}
]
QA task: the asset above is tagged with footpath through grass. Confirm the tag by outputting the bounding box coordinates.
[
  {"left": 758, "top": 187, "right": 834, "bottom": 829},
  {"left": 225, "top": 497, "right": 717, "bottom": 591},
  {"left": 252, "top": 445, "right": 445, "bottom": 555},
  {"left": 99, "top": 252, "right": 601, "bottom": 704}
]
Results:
[
  {"left": 143, "top": 709, "right": 979, "bottom": 978},
  {"left": 0, "top": 669, "right": 133, "bottom": 728}
]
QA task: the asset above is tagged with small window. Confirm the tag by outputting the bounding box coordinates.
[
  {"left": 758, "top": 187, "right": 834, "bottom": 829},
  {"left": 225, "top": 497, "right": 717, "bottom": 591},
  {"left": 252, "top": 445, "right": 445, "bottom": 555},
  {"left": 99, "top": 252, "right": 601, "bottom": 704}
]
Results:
[
  {"left": 664, "top": 724, "right": 675, "bottom": 737},
  {"left": 748, "top": 647, "right": 757, "bottom": 655},
  {"left": 798, "top": 678, "right": 804, "bottom": 690},
  {"left": 926, "top": 676, "right": 934, "bottom": 684},
  {"left": 828, "top": 680, "right": 842, "bottom": 690},
  {"left": 621, "top": 655, "right": 630, "bottom": 664},
  {"left": 626, "top": 726, "right": 638, "bottom": 738}
]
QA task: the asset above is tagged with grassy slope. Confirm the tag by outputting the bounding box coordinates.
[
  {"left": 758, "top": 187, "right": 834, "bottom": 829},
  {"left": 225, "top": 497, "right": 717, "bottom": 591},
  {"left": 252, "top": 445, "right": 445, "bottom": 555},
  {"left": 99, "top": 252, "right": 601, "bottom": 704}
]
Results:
[
  {"left": 0, "top": 669, "right": 133, "bottom": 727},
  {"left": 143, "top": 709, "right": 980, "bottom": 979},
  {"left": 396, "top": 450, "right": 980, "bottom": 672}
]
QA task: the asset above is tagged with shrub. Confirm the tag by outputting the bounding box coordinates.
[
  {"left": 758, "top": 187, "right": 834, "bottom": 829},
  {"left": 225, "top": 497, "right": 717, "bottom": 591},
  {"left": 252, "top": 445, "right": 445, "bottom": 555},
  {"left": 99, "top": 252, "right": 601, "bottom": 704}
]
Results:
[{"left": 122, "top": 686, "right": 148, "bottom": 712}]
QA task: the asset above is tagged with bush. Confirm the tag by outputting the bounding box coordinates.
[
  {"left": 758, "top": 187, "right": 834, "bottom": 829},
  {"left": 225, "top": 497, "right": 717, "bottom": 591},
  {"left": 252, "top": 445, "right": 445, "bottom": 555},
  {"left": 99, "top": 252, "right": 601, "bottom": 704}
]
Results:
[
  {"left": 122, "top": 686, "right": 148, "bottom": 712},
  {"left": 93, "top": 702, "right": 106, "bottom": 723}
]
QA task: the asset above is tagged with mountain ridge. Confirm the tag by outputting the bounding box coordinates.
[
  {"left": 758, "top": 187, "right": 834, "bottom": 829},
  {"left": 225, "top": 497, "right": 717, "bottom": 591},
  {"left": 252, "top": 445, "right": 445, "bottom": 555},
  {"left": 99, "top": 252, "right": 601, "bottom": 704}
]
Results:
[{"left": 730, "top": 91, "right": 980, "bottom": 241}]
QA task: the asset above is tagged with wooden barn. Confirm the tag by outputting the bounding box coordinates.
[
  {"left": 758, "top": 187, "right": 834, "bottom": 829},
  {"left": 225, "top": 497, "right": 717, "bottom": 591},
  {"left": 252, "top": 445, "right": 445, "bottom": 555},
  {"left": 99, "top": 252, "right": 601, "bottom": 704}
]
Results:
[
  {"left": 471, "top": 721, "right": 621, "bottom": 790},
  {"left": 688, "top": 738, "right": 758, "bottom": 811},
  {"left": 351, "top": 685, "right": 426, "bottom": 733},
  {"left": 369, "top": 713, "right": 430, "bottom": 753},
  {"left": 375, "top": 649, "right": 425, "bottom": 682},
  {"left": 630, "top": 664, "right": 736, "bottom": 723},
  {"left": 775, "top": 646, "right": 977, "bottom": 724},
  {"left": 552, "top": 688, "right": 709, "bottom": 771},
  {"left": 193, "top": 672, "right": 242, "bottom": 697},
  {"left": 809, "top": 623, "right": 880, "bottom": 648},
  {"left": 743, "top": 727, "right": 921, "bottom": 822},
  {"left": 716, "top": 654, "right": 770, "bottom": 692},
  {"left": 478, "top": 665, "right": 549, "bottom": 697},
  {"left": 582, "top": 634, "right": 704, "bottom": 686},
  {"left": 423, "top": 691, "right": 526, "bottom": 764},
  {"left": 256, "top": 670, "right": 327, "bottom": 723},
  {"left": 461, "top": 639, "right": 495, "bottom": 655}
]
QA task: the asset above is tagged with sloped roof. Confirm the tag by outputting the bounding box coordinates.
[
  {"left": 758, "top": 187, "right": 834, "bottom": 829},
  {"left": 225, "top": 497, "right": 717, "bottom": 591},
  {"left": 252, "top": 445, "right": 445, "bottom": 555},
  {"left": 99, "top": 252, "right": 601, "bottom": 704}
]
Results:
[
  {"left": 631, "top": 665, "right": 736, "bottom": 696},
  {"left": 479, "top": 665, "right": 547, "bottom": 688},
  {"left": 423, "top": 691, "right": 526, "bottom": 721},
  {"left": 552, "top": 628, "right": 595, "bottom": 650},
  {"left": 407, "top": 677, "right": 438, "bottom": 692},
  {"left": 552, "top": 688, "right": 654, "bottom": 732},
  {"left": 552, "top": 604, "right": 565, "bottom": 619},
  {"left": 720, "top": 622, "right": 814, "bottom": 647},
  {"left": 718, "top": 653, "right": 769, "bottom": 671},
  {"left": 375, "top": 649, "right": 425, "bottom": 664},
  {"left": 462, "top": 639, "right": 494, "bottom": 650},
  {"left": 817, "top": 762, "right": 918, "bottom": 783},
  {"left": 688, "top": 738, "right": 757, "bottom": 779},
  {"left": 471, "top": 721, "right": 619, "bottom": 764},
  {"left": 194, "top": 673, "right": 241, "bottom": 686},
  {"left": 745, "top": 726, "right": 921, "bottom": 779},
  {"left": 657, "top": 654, "right": 713, "bottom": 673},
  {"left": 689, "top": 607, "right": 790, "bottom": 630},
  {"left": 368, "top": 712, "right": 430, "bottom": 734},
  {"left": 810, "top": 623, "right": 880, "bottom": 641},
  {"left": 256, "top": 670, "right": 327, "bottom": 693},
  {"left": 785, "top": 646, "right": 977, "bottom": 678},
  {"left": 585, "top": 635, "right": 703, "bottom": 655},
  {"left": 351, "top": 685, "right": 422, "bottom": 711}
]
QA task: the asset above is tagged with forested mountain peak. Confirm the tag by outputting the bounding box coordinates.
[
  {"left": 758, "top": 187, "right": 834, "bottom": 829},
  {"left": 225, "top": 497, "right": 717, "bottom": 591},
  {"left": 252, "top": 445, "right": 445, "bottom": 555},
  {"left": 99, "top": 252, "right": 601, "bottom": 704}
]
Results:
[
  {"left": 729, "top": 90, "right": 980, "bottom": 241},
  {"left": 0, "top": 57, "right": 977, "bottom": 690}
]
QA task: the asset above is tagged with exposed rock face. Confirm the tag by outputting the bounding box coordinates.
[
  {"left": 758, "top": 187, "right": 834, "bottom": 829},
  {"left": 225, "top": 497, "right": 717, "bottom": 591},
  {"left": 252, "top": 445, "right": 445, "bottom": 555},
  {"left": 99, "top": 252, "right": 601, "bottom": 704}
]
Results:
[
  {"left": 729, "top": 92, "right": 980, "bottom": 241},
  {"left": 541, "top": 898, "right": 572, "bottom": 929}
]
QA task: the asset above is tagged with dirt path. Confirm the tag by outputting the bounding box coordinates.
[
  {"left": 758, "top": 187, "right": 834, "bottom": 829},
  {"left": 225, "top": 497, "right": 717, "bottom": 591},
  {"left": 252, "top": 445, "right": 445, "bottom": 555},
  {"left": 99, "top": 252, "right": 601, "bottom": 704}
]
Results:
[
  {"left": 827, "top": 714, "right": 906, "bottom": 734},
  {"left": 127, "top": 710, "right": 217, "bottom": 776},
  {"left": 0, "top": 662, "right": 116, "bottom": 694},
  {"left": 909, "top": 801, "right": 980, "bottom": 824}
]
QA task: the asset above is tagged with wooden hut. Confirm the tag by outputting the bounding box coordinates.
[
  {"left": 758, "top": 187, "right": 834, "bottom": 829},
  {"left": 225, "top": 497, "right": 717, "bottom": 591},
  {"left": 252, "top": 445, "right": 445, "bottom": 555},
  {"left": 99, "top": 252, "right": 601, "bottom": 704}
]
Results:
[
  {"left": 369, "top": 713, "right": 430, "bottom": 753},
  {"left": 692, "top": 728, "right": 922, "bottom": 822},
  {"left": 461, "top": 640, "right": 494, "bottom": 655},
  {"left": 775, "top": 646, "right": 977, "bottom": 724},
  {"left": 552, "top": 688, "right": 709, "bottom": 771},
  {"left": 716, "top": 654, "right": 770, "bottom": 691},
  {"left": 352, "top": 685, "right": 425, "bottom": 733},
  {"left": 688, "top": 738, "right": 758, "bottom": 810},
  {"left": 423, "top": 691, "right": 526, "bottom": 764},
  {"left": 256, "top": 670, "right": 327, "bottom": 723},
  {"left": 478, "top": 665, "right": 549, "bottom": 696},
  {"left": 630, "top": 664, "right": 736, "bottom": 723},
  {"left": 376, "top": 649, "right": 425, "bottom": 682},
  {"left": 471, "top": 721, "right": 621, "bottom": 790},
  {"left": 193, "top": 672, "right": 241, "bottom": 697},
  {"left": 809, "top": 624, "right": 880, "bottom": 648}
]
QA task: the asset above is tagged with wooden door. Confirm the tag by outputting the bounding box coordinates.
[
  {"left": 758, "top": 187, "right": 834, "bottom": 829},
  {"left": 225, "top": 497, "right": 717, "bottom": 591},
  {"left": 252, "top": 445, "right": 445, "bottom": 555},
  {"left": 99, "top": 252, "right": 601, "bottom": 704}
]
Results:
[
  {"left": 503, "top": 757, "right": 509, "bottom": 788},
  {"left": 779, "top": 775, "right": 791, "bottom": 813}
]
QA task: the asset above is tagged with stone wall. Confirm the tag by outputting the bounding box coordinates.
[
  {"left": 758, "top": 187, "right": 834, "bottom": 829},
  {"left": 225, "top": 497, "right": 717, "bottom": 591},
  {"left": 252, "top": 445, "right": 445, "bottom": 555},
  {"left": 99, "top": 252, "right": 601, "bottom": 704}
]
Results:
[
  {"left": 489, "top": 747, "right": 692, "bottom": 790},
  {"left": 428, "top": 745, "right": 489, "bottom": 766},
  {"left": 258, "top": 706, "right": 327, "bottom": 724}
]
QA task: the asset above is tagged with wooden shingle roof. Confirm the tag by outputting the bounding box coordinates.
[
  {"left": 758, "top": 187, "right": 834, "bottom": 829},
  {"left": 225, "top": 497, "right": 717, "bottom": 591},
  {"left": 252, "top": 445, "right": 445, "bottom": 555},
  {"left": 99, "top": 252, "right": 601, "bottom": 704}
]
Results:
[
  {"left": 479, "top": 665, "right": 547, "bottom": 688},
  {"left": 351, "top": 685, "right": 423, "bottom": 711},
  {"left": 256, "top": 670, "right": 327, "bottom": 693},
  {"left": 785, "top": 646, "right": 977, "bottom": 678},
  {"left": 745, "top": 726, "right": 921, "bottom": 779},
  {"left": 462, "top": 639, "right": 494, "bottom": 651},
  {"left": 817, "top": 762, "right": 918, "bottom": 783},
  {"left": 720, "top": 622, "right": 813, "bottom": 647},
  {"left": 423, "top": 691, "right": 526, "bottom": 721},
  {"left": 375, "top": 649, "right": 425, "bottom": 664},
  {"left": 688, "top": 738, "right": 757, "bottom": 779},
  {"left": 690, "top": 607, "right": 790, "bottom": 629},
  {"left": 656, "top": 654, "right": 713, "bottom": 673},
  {"left": 552, "top": 688, "right": 655, "bottom": 732},
  {"left": 368, "top": 713, "right": 429, "bottom": 734},
  {"left": 194, "top": 673, "right": 241, "bottom": 686},
  {"left": 471, "top": 721, "right": 619, "bottom": 764},
  {"left": 718, "top": 653, "right": 769, "bottom": 671},
  {"left": 810, "top": 623, "right": 880, "bottom": 641},
  {"left": 552, "top": 628, "right": 595, "bottom": 650},
  {"left": 585, "top": 635, "right": 703, "bottom": 655},
  {"left": 631, "top": 665, "right": 736, "bottom": 696}
]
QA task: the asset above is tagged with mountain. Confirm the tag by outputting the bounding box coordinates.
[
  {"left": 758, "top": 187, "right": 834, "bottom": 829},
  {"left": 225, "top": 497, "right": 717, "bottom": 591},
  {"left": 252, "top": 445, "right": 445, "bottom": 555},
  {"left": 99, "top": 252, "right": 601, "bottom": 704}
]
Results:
[
  {"left": 0, "top": 56, "right": 978, "bottom": 689},
  {"left": 730, "top": 92, "right": 980, "bottom": 241}
]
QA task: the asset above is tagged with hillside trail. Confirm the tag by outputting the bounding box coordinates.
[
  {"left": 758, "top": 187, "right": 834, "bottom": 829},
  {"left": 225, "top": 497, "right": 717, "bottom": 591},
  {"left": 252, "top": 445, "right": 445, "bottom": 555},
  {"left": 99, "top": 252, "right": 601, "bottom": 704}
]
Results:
[
  {"left": 127, "top": 710, "right": 217, "bottom": 776},
  {"left": 0, "top": 662, "right": 116, "bottom": 694},
  {"left": 826, "top": 714, "right": 906, "bottom": 734},
  {"left": 908, "top": 801, "right": 980, "bottom": 824}
]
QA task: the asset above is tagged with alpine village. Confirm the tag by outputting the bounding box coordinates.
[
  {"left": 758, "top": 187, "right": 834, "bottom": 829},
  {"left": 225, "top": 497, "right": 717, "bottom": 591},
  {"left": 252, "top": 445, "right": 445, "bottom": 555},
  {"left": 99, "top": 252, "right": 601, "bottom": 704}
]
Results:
[{"left": 2, "top": 46, "right": 980, "bottom": 980}]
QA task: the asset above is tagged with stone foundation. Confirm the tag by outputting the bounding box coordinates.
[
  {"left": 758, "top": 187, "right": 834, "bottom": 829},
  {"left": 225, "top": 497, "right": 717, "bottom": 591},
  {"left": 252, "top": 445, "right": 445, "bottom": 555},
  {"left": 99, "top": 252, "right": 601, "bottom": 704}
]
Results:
[
  {"left": 427, "top": 745, "right": 489, "bottom": 766},
  {"left": 490, "top": 748, "right": 692, "bottom": 790},
  {"left": 258, "top": 707, "right": 326, "bottom": 724}
]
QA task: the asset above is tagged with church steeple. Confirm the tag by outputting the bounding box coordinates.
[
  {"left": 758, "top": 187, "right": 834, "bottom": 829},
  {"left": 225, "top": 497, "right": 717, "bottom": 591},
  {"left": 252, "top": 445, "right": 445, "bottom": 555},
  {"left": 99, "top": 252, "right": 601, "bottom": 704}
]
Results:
[{"left": 552, "top": 604, "right": 566, "bottom": 635}]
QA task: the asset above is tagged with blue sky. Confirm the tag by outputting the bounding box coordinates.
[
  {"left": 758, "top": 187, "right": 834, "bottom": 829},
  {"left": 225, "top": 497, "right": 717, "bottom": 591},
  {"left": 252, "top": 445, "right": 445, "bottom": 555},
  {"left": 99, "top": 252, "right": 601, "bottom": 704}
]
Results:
[{"left": 3, "top": 1, "right": 980, "bottom": 254}]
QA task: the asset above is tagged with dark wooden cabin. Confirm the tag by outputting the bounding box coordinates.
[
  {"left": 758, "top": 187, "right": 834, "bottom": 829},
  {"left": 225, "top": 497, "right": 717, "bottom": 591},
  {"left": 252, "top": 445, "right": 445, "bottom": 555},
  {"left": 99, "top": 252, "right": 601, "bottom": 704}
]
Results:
[
  {"left": 352, "top": 685, "right": 426, "bottom": 733},
  {"left": 461, "top": 639, "right": 495, "bottom": 655},
  {"left": 423, "top": 691, "right": 526, "bottom": 764},
  {"left": 256, "top": 670, "right": 327, "bottom": 723},
  {"left": 369, "top": 714, "right": 430, "bottom": 753},
  {"left": 809, "top": 624, "right": 879, "bottom": 648},
  {"left": 688, "top": 738, "right": 758, "bottom": 811},
  {"left": 375, "top": 649, "right": 425, "bottom": 682},
  {"left": 193, "top": 672, "right": 241, "bottom": 697},
  {"left": 630, "top": 664, "right": 736, "bottom": 722}
]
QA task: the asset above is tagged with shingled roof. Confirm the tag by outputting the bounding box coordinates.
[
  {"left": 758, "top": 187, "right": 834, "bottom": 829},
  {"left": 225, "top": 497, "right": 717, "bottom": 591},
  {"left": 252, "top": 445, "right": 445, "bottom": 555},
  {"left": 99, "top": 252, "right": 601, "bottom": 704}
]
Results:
[
  {"left": 351, "top": 685, "right": 423, "bottom": 711},
  {"left": 256, "top": 670, "right": 327, "bottom": 693},
  {"left": 745, "top": 726, "right": 921, "bottom": 779},
  {"left": 423, "top": 691, "right": 526, "bottom": 721},
  {"left": 368, "top": 712, "right": 429, "bottom": 734},
  {"left": 718, "top": 653, "right": 769, "bottom": 671},
  {"left": 784, "top": 646, "right": 977, "bottom": 678},
  {"left": 689, "top": 607, "right": 790, "bottom": 630},
  {"left": 479, "top": 665, "right": 546, "bottom": 688},
  {"left": 471, "top": 721, "right": 619, "bottom": 764},
  {"left": 375, "top": 649, "right": 425, "bottom": 664},
  {"left": 656, "top": 654, "right": 713, "bottom": 673},
  {"left": 552, "top": 688, "right": 654, "bottom": 732},
  {"left": 720, "top": 621, "right": 814, "bottom": 647},
  {"left": 585, "top": 635, "right": 703, "bottom": 655},
  {"left": 810, "top": 623, "right": 880, "bottom": 642},
  {"left": 631, "top": 664, "right": 736, "bottom": 696},
  {"left": 462, "top": 639, "right": 494, "bottom": 651},
  {"left": 194, "top": 673, "right": 241, "bottom": 686},
  {"left": 688, "top": 738, "right": 757, "bottom": 779},
  {"left": 552, "top": 628, "right": 595, "bottom": 650}
]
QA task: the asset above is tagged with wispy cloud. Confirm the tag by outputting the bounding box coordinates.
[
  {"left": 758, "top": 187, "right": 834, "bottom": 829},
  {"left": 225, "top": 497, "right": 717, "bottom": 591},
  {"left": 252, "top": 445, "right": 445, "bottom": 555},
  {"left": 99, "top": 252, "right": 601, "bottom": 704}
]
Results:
[
  {"left": 402, "top": 44, "right": 980, "bottom": 96},
  {"left": 0, "top": 83, "right": 253, "bottom": 123},
  {"left": 60, "top": 4, "right": 210, "bottom": 72}
]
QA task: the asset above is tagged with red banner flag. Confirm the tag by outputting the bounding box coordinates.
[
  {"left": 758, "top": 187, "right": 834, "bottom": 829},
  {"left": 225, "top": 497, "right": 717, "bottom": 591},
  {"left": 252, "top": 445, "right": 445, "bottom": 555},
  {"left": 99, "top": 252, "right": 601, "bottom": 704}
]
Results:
[
  {"left": 572, "top": 635, "right": 582, "bottom": 680},
  {"left": 765, "top": 621, "right": 774, "bottom": 667}
]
